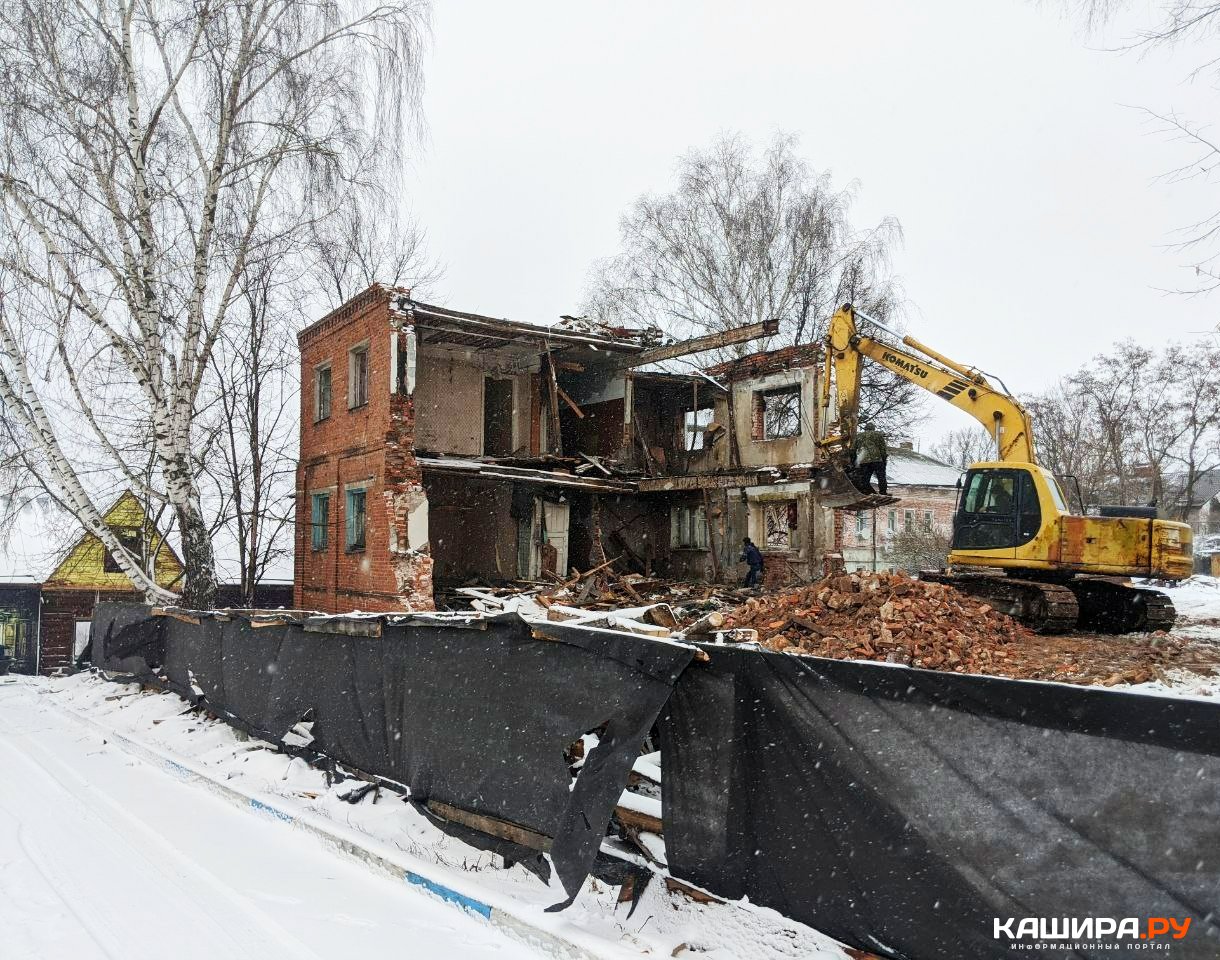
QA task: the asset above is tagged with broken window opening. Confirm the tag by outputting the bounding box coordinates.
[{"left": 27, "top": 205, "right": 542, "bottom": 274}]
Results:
[
  {"left": 483, "top": 377, "right": 514, "bottom": 456},
  {"left": 923, "top": 510, "right": 934, "bottom": 531},
  {"left": 763, "top": 501, "right": 798, "bottom": 550},
  {"left": 103, "top": 527, "right": 143, "bottom": 574},
  {"left": 683, "top": 407, "right": 714, "bottom": 451},
  {"left": 757, "top": 385, "right": 801, "bottom": 440},
  {"left": 855, "top": 511, "right": 868, "bottom": 542},
  {"left": 311, "top": 493, "right": 330, "bottom": 551},
  {"left": 670, "top": 505, "right": 708, "bottom": 550}
]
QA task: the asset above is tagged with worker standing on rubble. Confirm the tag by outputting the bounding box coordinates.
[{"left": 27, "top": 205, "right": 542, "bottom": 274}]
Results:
[
  {"left": 741, "top": 537, "right": 764, "bottom": 588},
  {"left": 855, "top": 421, "right": 889, "bottom": 495}
]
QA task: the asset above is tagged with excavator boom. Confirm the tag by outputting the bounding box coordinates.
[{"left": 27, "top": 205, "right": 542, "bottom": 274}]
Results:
[{"left": 819, "top": 304, "right": 1036, "bottom": 463}]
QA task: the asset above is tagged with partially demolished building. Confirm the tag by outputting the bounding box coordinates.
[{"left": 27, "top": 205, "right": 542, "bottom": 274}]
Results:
[{"left": 294, "top": 285, "right": 841, "bottom": 612}]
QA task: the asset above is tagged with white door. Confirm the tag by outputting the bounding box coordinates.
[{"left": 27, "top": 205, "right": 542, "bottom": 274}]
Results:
[
  {"left": 542, "top": 500, "right": 570, "bottom": 578},
  {"left": 74, "top": 620, "right": 92, "bottom": 659}
]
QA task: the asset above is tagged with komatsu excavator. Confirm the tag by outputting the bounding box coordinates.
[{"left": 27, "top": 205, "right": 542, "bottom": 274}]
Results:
[{"left": 817, "top": 303, "right": 1194, "bottom": 633}]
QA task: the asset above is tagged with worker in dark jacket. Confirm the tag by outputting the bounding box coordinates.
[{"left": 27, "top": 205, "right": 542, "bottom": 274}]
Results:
[
  {"left": 740, "top": 537, "right": 764, "bottom": 588},
  {"left": 855, "top": 421, "right": 888, "bottom": 495}
]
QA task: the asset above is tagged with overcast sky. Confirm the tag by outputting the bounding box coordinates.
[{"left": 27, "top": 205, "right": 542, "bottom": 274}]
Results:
[{"left": 404, "top": 0, "right": 1218, "bottom": 446}]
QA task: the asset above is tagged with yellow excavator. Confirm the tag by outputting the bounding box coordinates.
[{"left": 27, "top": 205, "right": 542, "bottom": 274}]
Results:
[{"left": 817, "top": 303, "right": 1194, "bottom": 633}]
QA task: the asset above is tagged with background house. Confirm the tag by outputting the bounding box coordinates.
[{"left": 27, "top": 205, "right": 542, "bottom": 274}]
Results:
[
  {"left": 0, "top": 491, "right": 182, "bottom": 674},
  {"left": 838, "top": 445, "right": 962, "bottom": 574}
]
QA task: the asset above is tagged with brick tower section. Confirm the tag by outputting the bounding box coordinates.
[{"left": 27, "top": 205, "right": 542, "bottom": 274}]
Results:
[{"left": 294, "top": 286, "right": 434, "bottom": 613}]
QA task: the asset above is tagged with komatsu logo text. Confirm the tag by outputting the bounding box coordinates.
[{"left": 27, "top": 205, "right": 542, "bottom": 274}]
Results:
[{"left": 882, "top": 351, "right": 928, "bottom": 379}]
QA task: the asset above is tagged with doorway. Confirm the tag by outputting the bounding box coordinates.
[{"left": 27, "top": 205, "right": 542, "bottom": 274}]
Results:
[{"left": 483, "top": 378, "right": 514, "bottom": 456}]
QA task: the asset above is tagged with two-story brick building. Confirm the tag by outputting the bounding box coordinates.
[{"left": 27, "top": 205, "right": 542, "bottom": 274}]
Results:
[
  {"left": 294, "top": 285, "right": 865, "bottom": 611},
  {"left": 838, "top": 445, "right": 962, "bottom": 573}
]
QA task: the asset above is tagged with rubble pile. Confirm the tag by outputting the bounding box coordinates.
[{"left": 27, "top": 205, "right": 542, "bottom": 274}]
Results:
[
  {"left": 726, "top": 571, "right": 1030, "bottom": 668},
  {"left": 447, "top": 558, "right": 747, "bottom": 624},
  {"left": 724, "top": 571, "right": 1220, "bottom": 686}
]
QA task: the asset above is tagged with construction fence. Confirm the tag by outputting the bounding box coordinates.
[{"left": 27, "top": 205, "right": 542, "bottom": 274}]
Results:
[{"left": 94, "top": 604, "right": 1220, "bottom": 960}]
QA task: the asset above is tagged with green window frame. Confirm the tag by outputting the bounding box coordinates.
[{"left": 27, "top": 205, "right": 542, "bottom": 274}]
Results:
[
  {"left": 345, "top": 487, "right": 366, "bottom": 551},
  {"left": 311, "top": 493, "right": 330, "bottom": 551}
]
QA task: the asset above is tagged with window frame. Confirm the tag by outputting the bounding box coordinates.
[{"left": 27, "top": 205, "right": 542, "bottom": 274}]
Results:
[
  {"left": 314, "top": 363, "right": 333, "bottom": 422},
  {"left": 763, "top": 500, "right": 798, "bottom": 550},
  {"left": 348, "top": 341, "right": 370, "bottom": 410},
  {"left": 310, "top": 491, "right": 331, "bottom": 551},
  {"left": 758, "top": 385, "right": 802, "bottom": 441},
  {"left": 670, "top": 505, "right": 709, "bottom": 549},
  {"left": 345, "top": 483, "right": 369, "bottom": 552},
  {"left": 683, "top": 407, "right": 715, "bottom": 452}
]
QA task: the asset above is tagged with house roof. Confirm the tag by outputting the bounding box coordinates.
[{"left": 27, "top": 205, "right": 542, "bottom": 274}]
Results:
[
  {"left": 1172, "top": 467, "right": 1220, "bottom": 507},
  {"left": 886, "top": 448, "right": 962, "bottom": 488},
  {"left": 402, "top": 299, "right": 660, "bottom": 354}
]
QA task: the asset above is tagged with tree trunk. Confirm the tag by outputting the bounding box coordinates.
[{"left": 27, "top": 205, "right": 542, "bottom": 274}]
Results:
[{"left": 177, "top": 500, "right": 218, "bottom": 609}]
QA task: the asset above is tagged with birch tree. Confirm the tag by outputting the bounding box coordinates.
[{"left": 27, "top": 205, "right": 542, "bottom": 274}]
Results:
[
  {"left": 583, "top": 133, "right": 921, "bottom": 433},
  {"left": 0, "top": 0, "right": 427, "bottom": 605}
]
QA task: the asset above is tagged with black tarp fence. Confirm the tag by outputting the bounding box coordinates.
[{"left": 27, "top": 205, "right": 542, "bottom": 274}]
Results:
[
  {"left": 94, "top": 604, "right": 1220, "bottom": 959},
  {"left": 92, "top": 603, "right": 693, "bottom": 904},
  {"left": 659, "top": 645, "right": 1220, "bottom": 960}
]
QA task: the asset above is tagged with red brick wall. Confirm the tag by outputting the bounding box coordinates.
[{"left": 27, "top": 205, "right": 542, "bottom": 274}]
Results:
[{"left": 295, "top": 286, "right": 433, "bottom": 613}]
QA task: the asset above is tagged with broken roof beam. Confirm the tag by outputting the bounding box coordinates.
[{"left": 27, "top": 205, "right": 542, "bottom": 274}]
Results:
[{"left": 624, "top": 318, "right": 779, "bottom": 367}]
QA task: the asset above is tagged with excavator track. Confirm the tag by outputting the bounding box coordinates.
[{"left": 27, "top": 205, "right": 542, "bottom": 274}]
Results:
[
  {"left": 919, "top": 572, "right": 1079, "bottom": 634},
  {"left": 1067, "top": 578, "right": 1178, "bottom": 634}
]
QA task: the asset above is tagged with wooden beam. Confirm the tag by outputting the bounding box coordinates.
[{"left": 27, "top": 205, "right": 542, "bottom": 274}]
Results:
[
  {"left": 555, "top": 383, "right": 585, "bottom": 419},
  {"left": 427, "top": 800, "right": 553, "bottom": 852},
  {"left": 625, "top": 318, "right": 779, "bottom": 367},
  {"left": 543, "top": 349, "right": 563, "bottom": 455},
  {"left": 616, "top": 804, "right": 663, "bottom": 835}
]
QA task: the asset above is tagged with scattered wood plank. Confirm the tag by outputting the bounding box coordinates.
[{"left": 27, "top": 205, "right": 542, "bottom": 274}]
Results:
[
  {"left": 615, "top": 803, "right": 663, "bottom": 835},
  {"left": 427, "top": 800, "right": 553, "bottom": 852},
  {"left": 664, "top": 877, "right": 724, "bottom": 905}
]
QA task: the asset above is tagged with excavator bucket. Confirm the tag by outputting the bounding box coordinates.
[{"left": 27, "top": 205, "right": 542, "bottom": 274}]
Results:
[{"left": 813, "top": 460, "right": 901, "bottom": 511}]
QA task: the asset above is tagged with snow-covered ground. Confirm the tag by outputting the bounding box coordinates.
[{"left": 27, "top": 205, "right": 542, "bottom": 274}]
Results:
[
  {"left": 0, "top": 677, "right": 540, "bottom": 960},
  {"left": 1126, "top": 575, "right": 1220, "bottom": 700},
  {"left": 9, "top": 674, "right": 852, "bottom": 960},
  {"left": 1154, "top": 574, "right": 1220, "bottom": 620}
]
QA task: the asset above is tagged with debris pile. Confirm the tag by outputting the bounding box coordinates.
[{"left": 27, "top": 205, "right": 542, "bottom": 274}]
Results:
[
  {"left": 724, "top": 571, "right": 1220, "bottom": 687},
  {"left": 726, "top": 571, "right": 1030, "bottom": 669},
  {"left": 448, "top": 556, "right": 747, "bottom": 622}
]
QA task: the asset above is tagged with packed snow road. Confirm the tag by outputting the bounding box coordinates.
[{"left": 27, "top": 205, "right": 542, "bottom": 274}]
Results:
[{"left": 0, "top": 678, "right": 537, "bottom": 960}]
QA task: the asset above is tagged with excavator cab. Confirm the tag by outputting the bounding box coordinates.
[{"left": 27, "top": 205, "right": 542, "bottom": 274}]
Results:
[{"left": 950, "top": 466, "right": 1046, "bottom": 558}]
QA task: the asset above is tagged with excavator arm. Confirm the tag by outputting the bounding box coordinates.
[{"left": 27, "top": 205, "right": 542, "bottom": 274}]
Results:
[{"left": 819, "top": 303, "right": 1037, "bottom": 464}]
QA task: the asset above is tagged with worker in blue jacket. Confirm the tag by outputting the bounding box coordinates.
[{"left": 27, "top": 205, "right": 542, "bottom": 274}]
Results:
[{"left": 740, "top": 537, "right": 764, "bottom": 588}]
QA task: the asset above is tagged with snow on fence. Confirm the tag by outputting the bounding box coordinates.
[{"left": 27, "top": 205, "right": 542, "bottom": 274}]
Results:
[{"left": 93, "top": 604, "right": 1220, "bottom": 960}]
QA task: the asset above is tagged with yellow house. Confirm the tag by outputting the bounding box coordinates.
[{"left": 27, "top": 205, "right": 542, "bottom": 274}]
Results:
[
  {"left": 44, "top": 491, "right": 182, "bottom": 591},
  {"left": 39, "top": 490, "right": 182, "bottom": 674}
]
